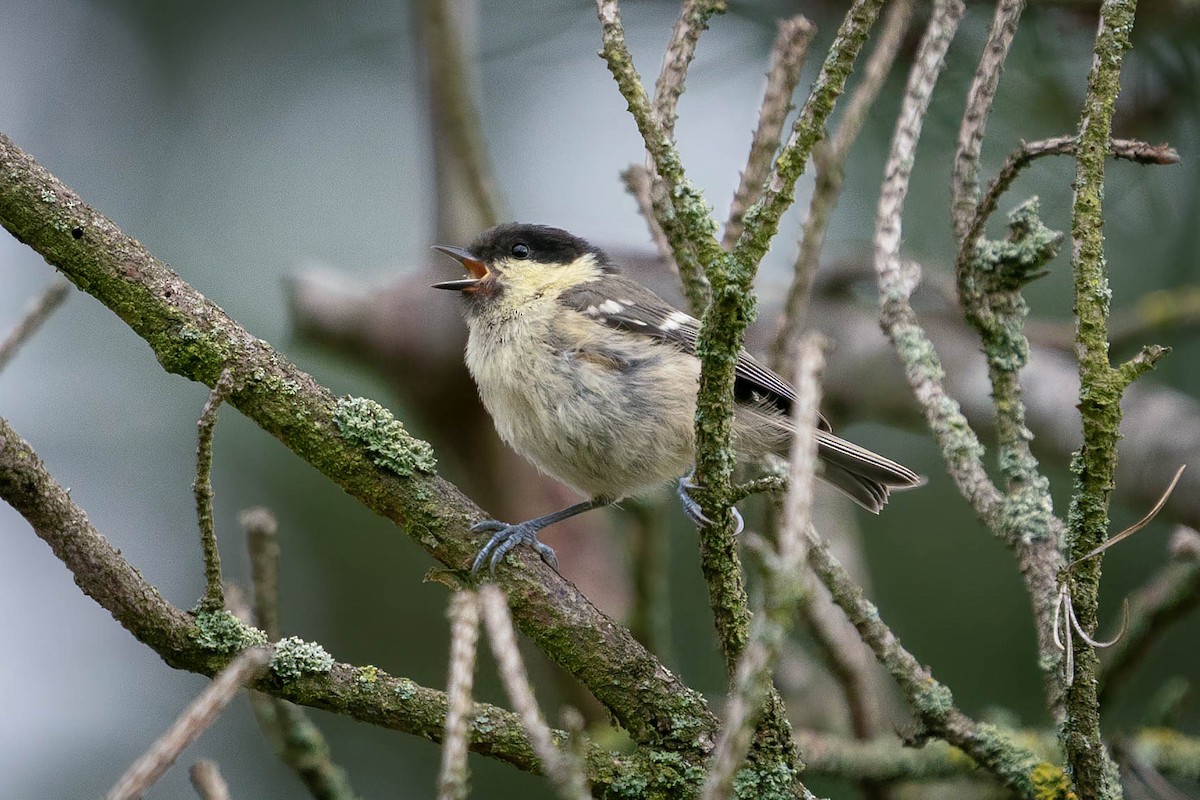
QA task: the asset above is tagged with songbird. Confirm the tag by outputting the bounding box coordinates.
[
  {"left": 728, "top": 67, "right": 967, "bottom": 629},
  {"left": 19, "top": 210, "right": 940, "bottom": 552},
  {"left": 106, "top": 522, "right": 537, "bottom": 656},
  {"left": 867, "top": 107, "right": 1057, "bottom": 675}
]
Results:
[{"left": 434, "top": 223, "right": 921, "bottom": 571}]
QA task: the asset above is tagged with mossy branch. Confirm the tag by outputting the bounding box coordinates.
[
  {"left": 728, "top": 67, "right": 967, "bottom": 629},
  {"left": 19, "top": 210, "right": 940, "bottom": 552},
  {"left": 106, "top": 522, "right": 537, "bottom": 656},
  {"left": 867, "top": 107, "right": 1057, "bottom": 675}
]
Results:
[
  {"left": 1064, "top": 0, "right": 1152, "bottom": 795},
  {"left": 0, "top": 412, "right": 727, "bottom": 796},
  {"left": 0, "top": 131, "right": 715, "bottom": 754}
]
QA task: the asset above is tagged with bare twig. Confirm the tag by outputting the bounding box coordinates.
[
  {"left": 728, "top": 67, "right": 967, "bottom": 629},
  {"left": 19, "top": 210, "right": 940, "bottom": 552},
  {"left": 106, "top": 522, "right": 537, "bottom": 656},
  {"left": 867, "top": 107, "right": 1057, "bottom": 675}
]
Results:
[
  {"left": 0, "top": 278, "right": 69, "bottom": 372},
  {"left": 418, "top": 0, "right": 505, "bottom": 237},
  {"left": 805, "top": 528, "right": 1059, "bottom": 798},
  {"left": 651, "top": 0, "right": 726, "bottom": 138},
  {"left": 480, "top": 585, "right": 590, "bottom": 800},
  {"left": 722, "top": 15, "right": 814, "bottom": 249},
  {"left": 700, "top": 336, "right": 824, "bottom": 800},
  {"left": 873, "top": 0, "right": 1005, "bottom": 518},
  {"left": 241, "top": 507, "right": 282, "bottom": 639},
  {"left": 772, "top": 0, "right": 914, "bottom": 372},
  {"left": 950, "top": 0, "right": 1026, "bottom": 241},
  {"left": 106, "top": 648, "right": 271, "bottom": 800},
  {"left": 1100, "top": 526, "right": 1200, "bottom": 704},
  {"left": 189, "top": 761, "right": 232, "bottom": 800},
  {"left": 962, "top": 136, "right": 1180, "bottom": 268},
  {"left": 621, "top": 165, "right": 674, "bottom": 268},
  {"left": 190, "top": 760, "right": 233, "bottom": 800},
  {"left": 237, "top": 510, "right": 359, "bottom": 800},
  {"left": 195, "top": 369, "right": 237, "bottom": 613},
  {"left": 439, "top": 591, "right": 481, "bottom": 800}
]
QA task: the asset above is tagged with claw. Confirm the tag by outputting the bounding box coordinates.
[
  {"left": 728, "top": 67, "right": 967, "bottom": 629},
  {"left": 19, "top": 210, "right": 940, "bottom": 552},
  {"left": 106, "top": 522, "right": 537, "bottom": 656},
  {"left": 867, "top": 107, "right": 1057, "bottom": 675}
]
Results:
[
  {"left": 677, "top": 472, "right": 744, "bottom": 535},
  {"left": 470, "top": 521, "right": 559, "bottom": 573}
]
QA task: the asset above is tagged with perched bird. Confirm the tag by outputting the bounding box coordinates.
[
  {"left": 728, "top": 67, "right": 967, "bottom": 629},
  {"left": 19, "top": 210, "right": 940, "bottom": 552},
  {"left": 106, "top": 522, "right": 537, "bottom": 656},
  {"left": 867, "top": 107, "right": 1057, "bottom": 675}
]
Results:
[{"left": 434, "top": 223, "right": 922, "bottom": 572}]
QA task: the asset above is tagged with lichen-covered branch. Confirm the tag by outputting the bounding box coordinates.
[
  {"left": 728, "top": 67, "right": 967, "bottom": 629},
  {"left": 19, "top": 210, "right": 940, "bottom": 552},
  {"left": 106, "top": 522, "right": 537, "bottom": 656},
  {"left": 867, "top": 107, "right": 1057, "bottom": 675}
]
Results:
[
  {"left": 950, "top": 0, "right": 1026, "bottom": 241},
  {"left": 805, "top": 530, "right": 1068, "bottom": 799},
  {"left": 0, "top": 411, "right": 722, "bottom": 795},
  {"left": 194, "top": 369, "right": 235, "bottom": 614},
  {"left": 1064, "top": 0, "right": 1152, "bottom": 795},
  {"left": 699, "top": 337, "right": 823, "bottom": 800},
  {"left": 722, "top": 15, "right": 813, "bottom": 250},
  {"left": 770, "top": 0, "right": 914, "bottom": 374},
  {"left": 0, "top": 131, "right": 716, "bottom": 752},
  {"left": 651, "top": 0, "right": 726, "bottom": 139}
]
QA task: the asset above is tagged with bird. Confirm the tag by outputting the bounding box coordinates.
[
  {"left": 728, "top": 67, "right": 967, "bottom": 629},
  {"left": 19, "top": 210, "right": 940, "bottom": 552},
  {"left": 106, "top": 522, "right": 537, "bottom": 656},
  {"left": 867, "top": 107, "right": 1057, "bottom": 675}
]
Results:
[{"left": 433, "top": 223, "right": 922, "bottom": 572}]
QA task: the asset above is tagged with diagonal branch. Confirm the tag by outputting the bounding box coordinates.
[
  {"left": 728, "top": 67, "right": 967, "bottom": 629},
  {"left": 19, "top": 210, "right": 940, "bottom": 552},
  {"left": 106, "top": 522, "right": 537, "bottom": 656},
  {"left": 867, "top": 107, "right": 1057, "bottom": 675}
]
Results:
[
  {"left": 0, "top": 131, "right": 715, "bottom": 752},
  {"left": 0, "top": 412, "right": 714, "bottom": 792}
]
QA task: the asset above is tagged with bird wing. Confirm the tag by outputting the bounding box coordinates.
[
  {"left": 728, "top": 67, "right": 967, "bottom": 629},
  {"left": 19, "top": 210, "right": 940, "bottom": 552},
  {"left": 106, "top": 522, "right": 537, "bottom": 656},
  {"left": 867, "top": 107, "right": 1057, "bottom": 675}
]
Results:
[{"left": 558, "top": 275, "right": 829, "bottom": 429}]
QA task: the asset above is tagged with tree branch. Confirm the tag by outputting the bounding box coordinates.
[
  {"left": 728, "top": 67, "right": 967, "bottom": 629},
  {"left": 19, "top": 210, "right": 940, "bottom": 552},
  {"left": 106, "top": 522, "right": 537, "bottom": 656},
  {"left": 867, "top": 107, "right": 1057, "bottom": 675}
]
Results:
[
  {"left": 1064, "top": 0, "right": 1146, "bottom": 794},
  {"left": 0, "top": 131, "right": 716, "bottom": 752}
]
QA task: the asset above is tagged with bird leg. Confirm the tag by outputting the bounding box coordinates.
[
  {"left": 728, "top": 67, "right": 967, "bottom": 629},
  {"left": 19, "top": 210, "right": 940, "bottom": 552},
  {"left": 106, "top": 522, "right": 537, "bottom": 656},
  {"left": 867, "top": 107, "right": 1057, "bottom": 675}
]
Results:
[{"left": 471, "top": 496, "right": 612, "bottom": 573}]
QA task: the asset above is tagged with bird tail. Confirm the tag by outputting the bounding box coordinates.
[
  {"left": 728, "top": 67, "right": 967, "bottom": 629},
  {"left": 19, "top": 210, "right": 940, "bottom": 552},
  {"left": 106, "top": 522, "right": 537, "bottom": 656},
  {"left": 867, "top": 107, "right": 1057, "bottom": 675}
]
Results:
[{"left": 814, "top": 429, "right": 924, "bottom": 513}]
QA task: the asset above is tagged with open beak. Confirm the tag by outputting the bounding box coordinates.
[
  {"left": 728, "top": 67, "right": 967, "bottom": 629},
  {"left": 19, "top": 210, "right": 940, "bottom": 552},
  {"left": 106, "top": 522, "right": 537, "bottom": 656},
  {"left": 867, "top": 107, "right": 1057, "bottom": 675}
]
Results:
[{"left": 431, "top": 245, "right": 489, "bottom": 291}]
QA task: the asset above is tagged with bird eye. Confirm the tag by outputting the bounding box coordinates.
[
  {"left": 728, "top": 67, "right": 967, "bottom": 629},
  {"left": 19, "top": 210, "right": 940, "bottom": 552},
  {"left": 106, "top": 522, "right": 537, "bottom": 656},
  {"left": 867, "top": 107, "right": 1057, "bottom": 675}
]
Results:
[{"left": 511, "top": 242, "right": 530, "bottom": 259}]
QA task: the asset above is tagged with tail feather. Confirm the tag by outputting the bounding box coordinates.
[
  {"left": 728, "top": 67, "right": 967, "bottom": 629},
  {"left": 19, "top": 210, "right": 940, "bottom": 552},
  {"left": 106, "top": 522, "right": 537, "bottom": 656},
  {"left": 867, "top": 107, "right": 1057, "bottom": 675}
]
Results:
[{"left": 815, "top": 429, "right": 924, "bottom": 513}]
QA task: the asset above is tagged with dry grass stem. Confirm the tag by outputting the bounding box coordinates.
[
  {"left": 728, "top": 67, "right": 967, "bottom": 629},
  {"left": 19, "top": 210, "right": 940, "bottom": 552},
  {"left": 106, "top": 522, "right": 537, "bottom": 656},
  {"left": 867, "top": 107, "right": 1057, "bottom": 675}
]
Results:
[
  {"left": 106, "top": 648, "right": 270, "bottom": 800},
  {"left": 439, "top": 591, "right": 482, "bottom": 800}
]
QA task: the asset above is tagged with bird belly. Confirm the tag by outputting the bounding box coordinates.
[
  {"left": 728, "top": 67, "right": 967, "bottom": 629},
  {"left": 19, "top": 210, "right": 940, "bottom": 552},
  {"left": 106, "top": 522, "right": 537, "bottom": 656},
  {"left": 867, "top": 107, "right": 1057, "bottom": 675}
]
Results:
[{"left": 466, "top": 316, "right": 697, "bottom": 499}]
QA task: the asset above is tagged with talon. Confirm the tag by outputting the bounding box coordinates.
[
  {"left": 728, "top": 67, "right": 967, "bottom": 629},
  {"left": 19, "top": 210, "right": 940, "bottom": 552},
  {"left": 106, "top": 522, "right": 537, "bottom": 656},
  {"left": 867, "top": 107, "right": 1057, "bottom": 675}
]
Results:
[
  {"left": 470, "top": 522, "right": 560, "bottom": 574},
  {"left": 677, "top": 471, "right": 745, "bottom": 535}
]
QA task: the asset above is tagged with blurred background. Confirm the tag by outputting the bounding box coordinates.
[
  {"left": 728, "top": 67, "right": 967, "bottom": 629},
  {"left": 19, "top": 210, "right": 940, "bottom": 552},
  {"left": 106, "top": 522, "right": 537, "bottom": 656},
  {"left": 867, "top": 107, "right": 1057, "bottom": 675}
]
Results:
[{"left": 2, "top": 0, "right": 1198, "bottom": 798}]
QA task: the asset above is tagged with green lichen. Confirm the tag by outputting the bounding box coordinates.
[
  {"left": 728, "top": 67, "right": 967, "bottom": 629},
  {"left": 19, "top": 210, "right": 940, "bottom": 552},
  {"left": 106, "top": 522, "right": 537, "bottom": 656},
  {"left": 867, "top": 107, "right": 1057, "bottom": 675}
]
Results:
[
  {"left": 607, "top": 750, "right": 704, "bottom": 799},
  {"left": 1030, "top": 761, "right": 1076, "bottom": 800},
  {"left": 270, "top": 636, "right": 334, "bottom": 680},
  {"left": 731, "top": 760, "right": 797, "bottom": 800},
  {"left": 334, "top": 396, "right": 436, "bottom": 477},
  {"left": 394, "top": 677, "right": 419, "bottom": 701},
  {"left": 355, "top": 664, "right": 380, "bottom": 686},
  {"left": 193, "top": 610, "right": 267, "bottom": 653}
]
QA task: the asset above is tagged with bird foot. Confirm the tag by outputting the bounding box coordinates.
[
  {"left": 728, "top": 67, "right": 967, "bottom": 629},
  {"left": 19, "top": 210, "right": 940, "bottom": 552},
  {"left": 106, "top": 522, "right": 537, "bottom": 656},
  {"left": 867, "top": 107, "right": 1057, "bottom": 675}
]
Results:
[
  {"left": 676, "top": 471, "right": 744, "bottom": 535},
  {"left": 471, "top": 520, "right": 559, "bottom": 573}
]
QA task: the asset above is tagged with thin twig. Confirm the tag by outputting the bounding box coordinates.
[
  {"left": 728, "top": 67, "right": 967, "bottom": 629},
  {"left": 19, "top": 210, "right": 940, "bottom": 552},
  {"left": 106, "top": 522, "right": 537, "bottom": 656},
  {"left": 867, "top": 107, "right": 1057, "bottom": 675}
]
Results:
[
  {"left": 241, "top": 507, "right": 281, "bottom": 639},
  {"left": 651, "top": 0, "right": 726, "bottom": 138},
  {"left": 700, "top": 336, "right": 824, "bottom": 800},
  {"left": 439, "top": 591, "right": 481, "bottom": 800},
  {"left": 106, "top": 648, "right": 271, "bottom": 800},
  {"left": 236, "top": 510, "right": 360, "bottom": 800},
  {"left": 480, "top": 585, "right": 590, "bottom": 800},
  {"left": 722, "top": 15, "right": 814, "bottom": 250},
  {"left": 1099, "top": 527, "right": 1200, "bottom": 704},
  {"left": 195, "top": 369, "right": 237, "bottom": 613},
  {"left": 771, "top": 0, "right": 913, "bottom": 374},
  {"left": 0, "top": 278, "right": 69, "bottom": 372},
  {"left": 419, "top": 0, "right": 505, "bottom": 233},
  {"left": 621, "top": 165, "right": 674, "bottom": 269},
  {"left": 805, "top": 528, "right": 1058, "bottom": 798},
  {"left": 189, "top": 761, "right": 232, "bottom": 800},
  {"left": 873, "top": 0, "right": 1003, "bottom": 516},
  {"left": 961, "top": 136, "right": 1179, "bottom": 269},
  {"left": 950, "top": 0, "right": 1026, "bottom": 242}
]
